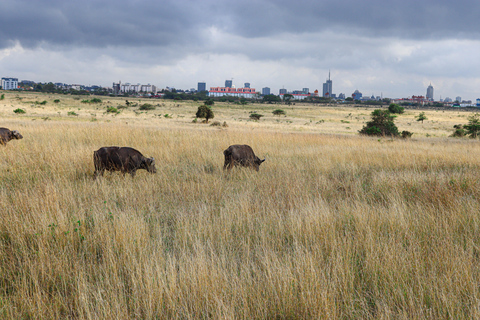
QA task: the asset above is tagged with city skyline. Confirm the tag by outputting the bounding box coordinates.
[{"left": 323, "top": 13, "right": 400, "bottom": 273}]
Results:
[{"left": 1, "top": 1, "right": 480, "bottom": 101}]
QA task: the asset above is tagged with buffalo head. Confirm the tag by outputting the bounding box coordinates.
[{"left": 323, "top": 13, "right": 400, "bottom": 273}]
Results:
[
  {"left": 144, "top": 157, "right": 157, "bottom": 174},
  {"left": 11, "top": 130, "right": 23, "bottom": 140}
]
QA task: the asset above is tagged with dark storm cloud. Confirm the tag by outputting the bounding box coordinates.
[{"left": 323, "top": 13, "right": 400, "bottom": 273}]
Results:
[
  {"left": 0, "top": 0, "right": 206, "bottom": 49},
  {"left": 2, "top": 0, "right": 479, "bottom": 51},
  {"left": 215, "top": 0, "right": 480, "bottom": 40}
]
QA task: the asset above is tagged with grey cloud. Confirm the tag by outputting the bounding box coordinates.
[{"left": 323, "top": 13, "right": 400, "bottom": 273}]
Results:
[
  {"left": 0, "top": 0, "right": 206, "bottom": 49},
  {"left": 3, "top": 0, "right": 480, "bottom": 52}
]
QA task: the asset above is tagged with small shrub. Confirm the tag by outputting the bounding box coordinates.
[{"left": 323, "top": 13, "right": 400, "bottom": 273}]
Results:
[
  {"left": 164, "top": 114, "right": 172, "bottom": 118},
  {"left": 53, "top": 99, "right": 60, "bottom": 103},
  {"left": 359, "top": 109, "right": 399, "bottom": 137},
  {"left": 204, "top": 99, "right": 214, "bottom": 106},
  {"left": 139, "top": 103, "right": 155, "bottom": 110},
  {"left": 67, "top": 111, "right": 78, "bottom": 116},
  {"left": 90, "top": 98, "right": 102, "bottom": 103},
  {"left": 222, "top": 121, "right": 228, "bottom": 127},
  {"left": 81, "top": 99, "right": 90, "bottom": 103},
  {"left": 401, "top": 131, "right": 413, "bottom": 138},
  {"left": 249, "top": 113, "right": 263, "bottom": 121},
  {"left": 13, "top": 108, "right": 26, "bottom": 114},
  {"left": 272, "top": 109, "right": 286, "bottom": 116},
  {"left": 210, "top": 121, "right": 222, "bottom": 126},
  {"left": 106, "top": 106, "right": 119, "bottom": 114},
  {"left": 192, "top": 118, "right": 198, "bottom": 123},
  {"left": 388, "top": 103, "right": 405, "bottom": 114},
  {"left": 450, "top": 124, "right": 466, "bottom": 138},
  {"left": 0, "top": 94, "right": 4, "bottom": 100}
]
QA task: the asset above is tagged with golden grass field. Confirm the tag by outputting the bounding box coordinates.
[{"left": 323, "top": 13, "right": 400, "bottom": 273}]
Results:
[{"left": 1, "top": 91, "right": 480, "bottom": 319}]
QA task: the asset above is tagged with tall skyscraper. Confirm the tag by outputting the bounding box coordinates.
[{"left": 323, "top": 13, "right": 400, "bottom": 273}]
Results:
[
  {"left": 225, "top": 80, "right": 233, "bottom": 88},
  {"left": 262, "top": 87, "right": 271, "bottom": 95},
  {"left": 244, "top": 82, "right": 250, "bottom": 88},
  {"left": 426, "top": 83, "right": 434, "bottom": 101},
  {"left": 279, "top": 88, "right": 287, "bottom": 94},
  {"left": 322, "top": 71, "right": 332, "bottom": 98},
  {"left": 197, "top": 82, "right": 206, "bottom": 92}
]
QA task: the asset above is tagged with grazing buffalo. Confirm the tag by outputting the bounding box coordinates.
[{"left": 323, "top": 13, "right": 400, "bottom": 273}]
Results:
[
  {"left": 0, "top": 128, "right": 23, "bottom": 145},
  {"left": 223, "top": 144, "right": 265, "bottom": 171},
  {"left": 93, "top": 146, "right": 156, "bottom": 178}
]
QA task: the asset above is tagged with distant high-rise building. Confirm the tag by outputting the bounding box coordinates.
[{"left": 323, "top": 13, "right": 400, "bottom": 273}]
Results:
[
  {"left": 302, "top": 88, "right": 309, "bottom": 94},
  {"left": 456, "top": 96, "right": 462, "bottom": 102},
  {"left": 198, "top": 82, "right": 206, "bottom": 92},
  {"left": 1, "top": 77, "right": 18, "bottom": 90},
  {"left": 322, "top": 71, "right": 333, "bottom": 97},
  {"left": 262, "top": 87, "right": 271, "bottom": 95},
  {"left": 426, "top": 83, "right": 434, "bottom": 100},
  {"left": 244, "top": 82, "right": 250, "bottom": 88},
  {"left": 225, "top": 80, "right": 233, "bottom": 88},
  {"left": 279, "top": 88, "right": 287, "bottom": 95}
]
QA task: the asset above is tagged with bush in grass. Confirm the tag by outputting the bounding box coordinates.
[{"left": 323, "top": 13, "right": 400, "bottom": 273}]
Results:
[
  {"left": 401, "top": 131, "right": 413, "bottom": 139},
  {"left": 464, "top": 113, "right": 480, "bottom": 139},
  {"left": 139, "top": 103, "right": 155, "bottom": 110},
  {"left": 272, "top": 109, "right": 286, "bottom": 116},
  {"left": 196, "top": 105, "right": 214, "bottom": 123},
  {"left": 359, "top": 109, "right": 399, "bottom": 137},
  {"left": 106, "top": 106, "right": 119, "bottom": 114},
  {"left": 249, "top": 113, "right": 264, "bottom": 121},
  {"left": 388, "top": 103, "right": 405, "bottom": 114},
  {"left": 13, "top": 108, "right": 26, "bottom": 114},
  {"left": 450, "top": 124, "right": 466, "bottom": 138}
]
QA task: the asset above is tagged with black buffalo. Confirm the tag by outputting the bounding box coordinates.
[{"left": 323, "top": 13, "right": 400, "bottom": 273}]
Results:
[
  {"left": 223, "top": 144, "right": 265, "bottom": 171},
  {"left": 93, "top": 146, "right": 156, "bottom": 178},
  {"left": 0, "top": 128, "right": 23, "bottom": 145}
]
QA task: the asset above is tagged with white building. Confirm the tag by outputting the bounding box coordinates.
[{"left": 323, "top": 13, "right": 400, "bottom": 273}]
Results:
[
  {"left": 1, "top": 77, "right": 18, "bottom": 90},
  {"left": 209, "top": 86, "right": 258, "bottom": 98}
]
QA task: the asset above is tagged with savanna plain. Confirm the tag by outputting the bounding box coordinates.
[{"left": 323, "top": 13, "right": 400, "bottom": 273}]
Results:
[{"left": 1, "top": 91, "right": 480, "bottom": 319}]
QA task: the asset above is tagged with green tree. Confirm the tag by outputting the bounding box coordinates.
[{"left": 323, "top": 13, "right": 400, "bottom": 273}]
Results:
[
  {"left": 204, "top": 99, "right": 214, "bottom": 106},
  {"left": 283, "top": 94, "right": 293, "bottom": 105},
  {"left": 262, "top": 94, "right": 281, "bottom": 104},
  {"left": 272, "top": 109, "right": 286, "bottom": 116},
  {"left": 464, "top": 113, "right": 480, "bottom": 138},
  {"left": 416, "top": 112, "right": 427, "bottom": 123},
  {"left": 196, "top": 105, "right": 214, "bottom": 123},
  {"left": 359, "top": 109, "right": 399, "bottom": 137},
  {"left": 388, "top": 103, "right": 405, "bottom": 114}
]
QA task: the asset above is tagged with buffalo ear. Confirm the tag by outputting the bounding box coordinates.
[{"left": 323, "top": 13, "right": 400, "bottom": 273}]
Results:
[{"left": 261, "top": 158, "right": 266, "bottom": 163}]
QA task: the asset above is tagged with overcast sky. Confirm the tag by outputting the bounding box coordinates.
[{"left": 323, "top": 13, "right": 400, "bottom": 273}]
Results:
[{"left": 1, "top": 0, "right": 480, "bottom": 100}]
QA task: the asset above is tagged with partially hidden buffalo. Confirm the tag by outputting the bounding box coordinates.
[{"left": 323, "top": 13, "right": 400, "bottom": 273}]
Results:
[
  {"left": 0, "top": 128, "right": 23, "bottom": 145},
  {"left": 223, "top": 144, "right": 265, "bottom": 171},
  {"left": 93, "top": 146, "right": 156, "bottom": 178}
]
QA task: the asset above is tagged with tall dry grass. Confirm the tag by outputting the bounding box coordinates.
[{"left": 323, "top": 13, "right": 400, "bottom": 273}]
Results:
[{"left": 1, "top": 93, "right": 480, "bottom": 318}]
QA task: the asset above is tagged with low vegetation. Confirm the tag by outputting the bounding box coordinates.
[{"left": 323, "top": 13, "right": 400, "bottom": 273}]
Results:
[
  {"left": 249, "top": 113, "right": 264, "bottom": 121},
  {"left": 1, "top": 92, "right": 480, "bottom": 318},
  {"left": 13, "top": 108, "right": 26, "bottom": 114}
]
